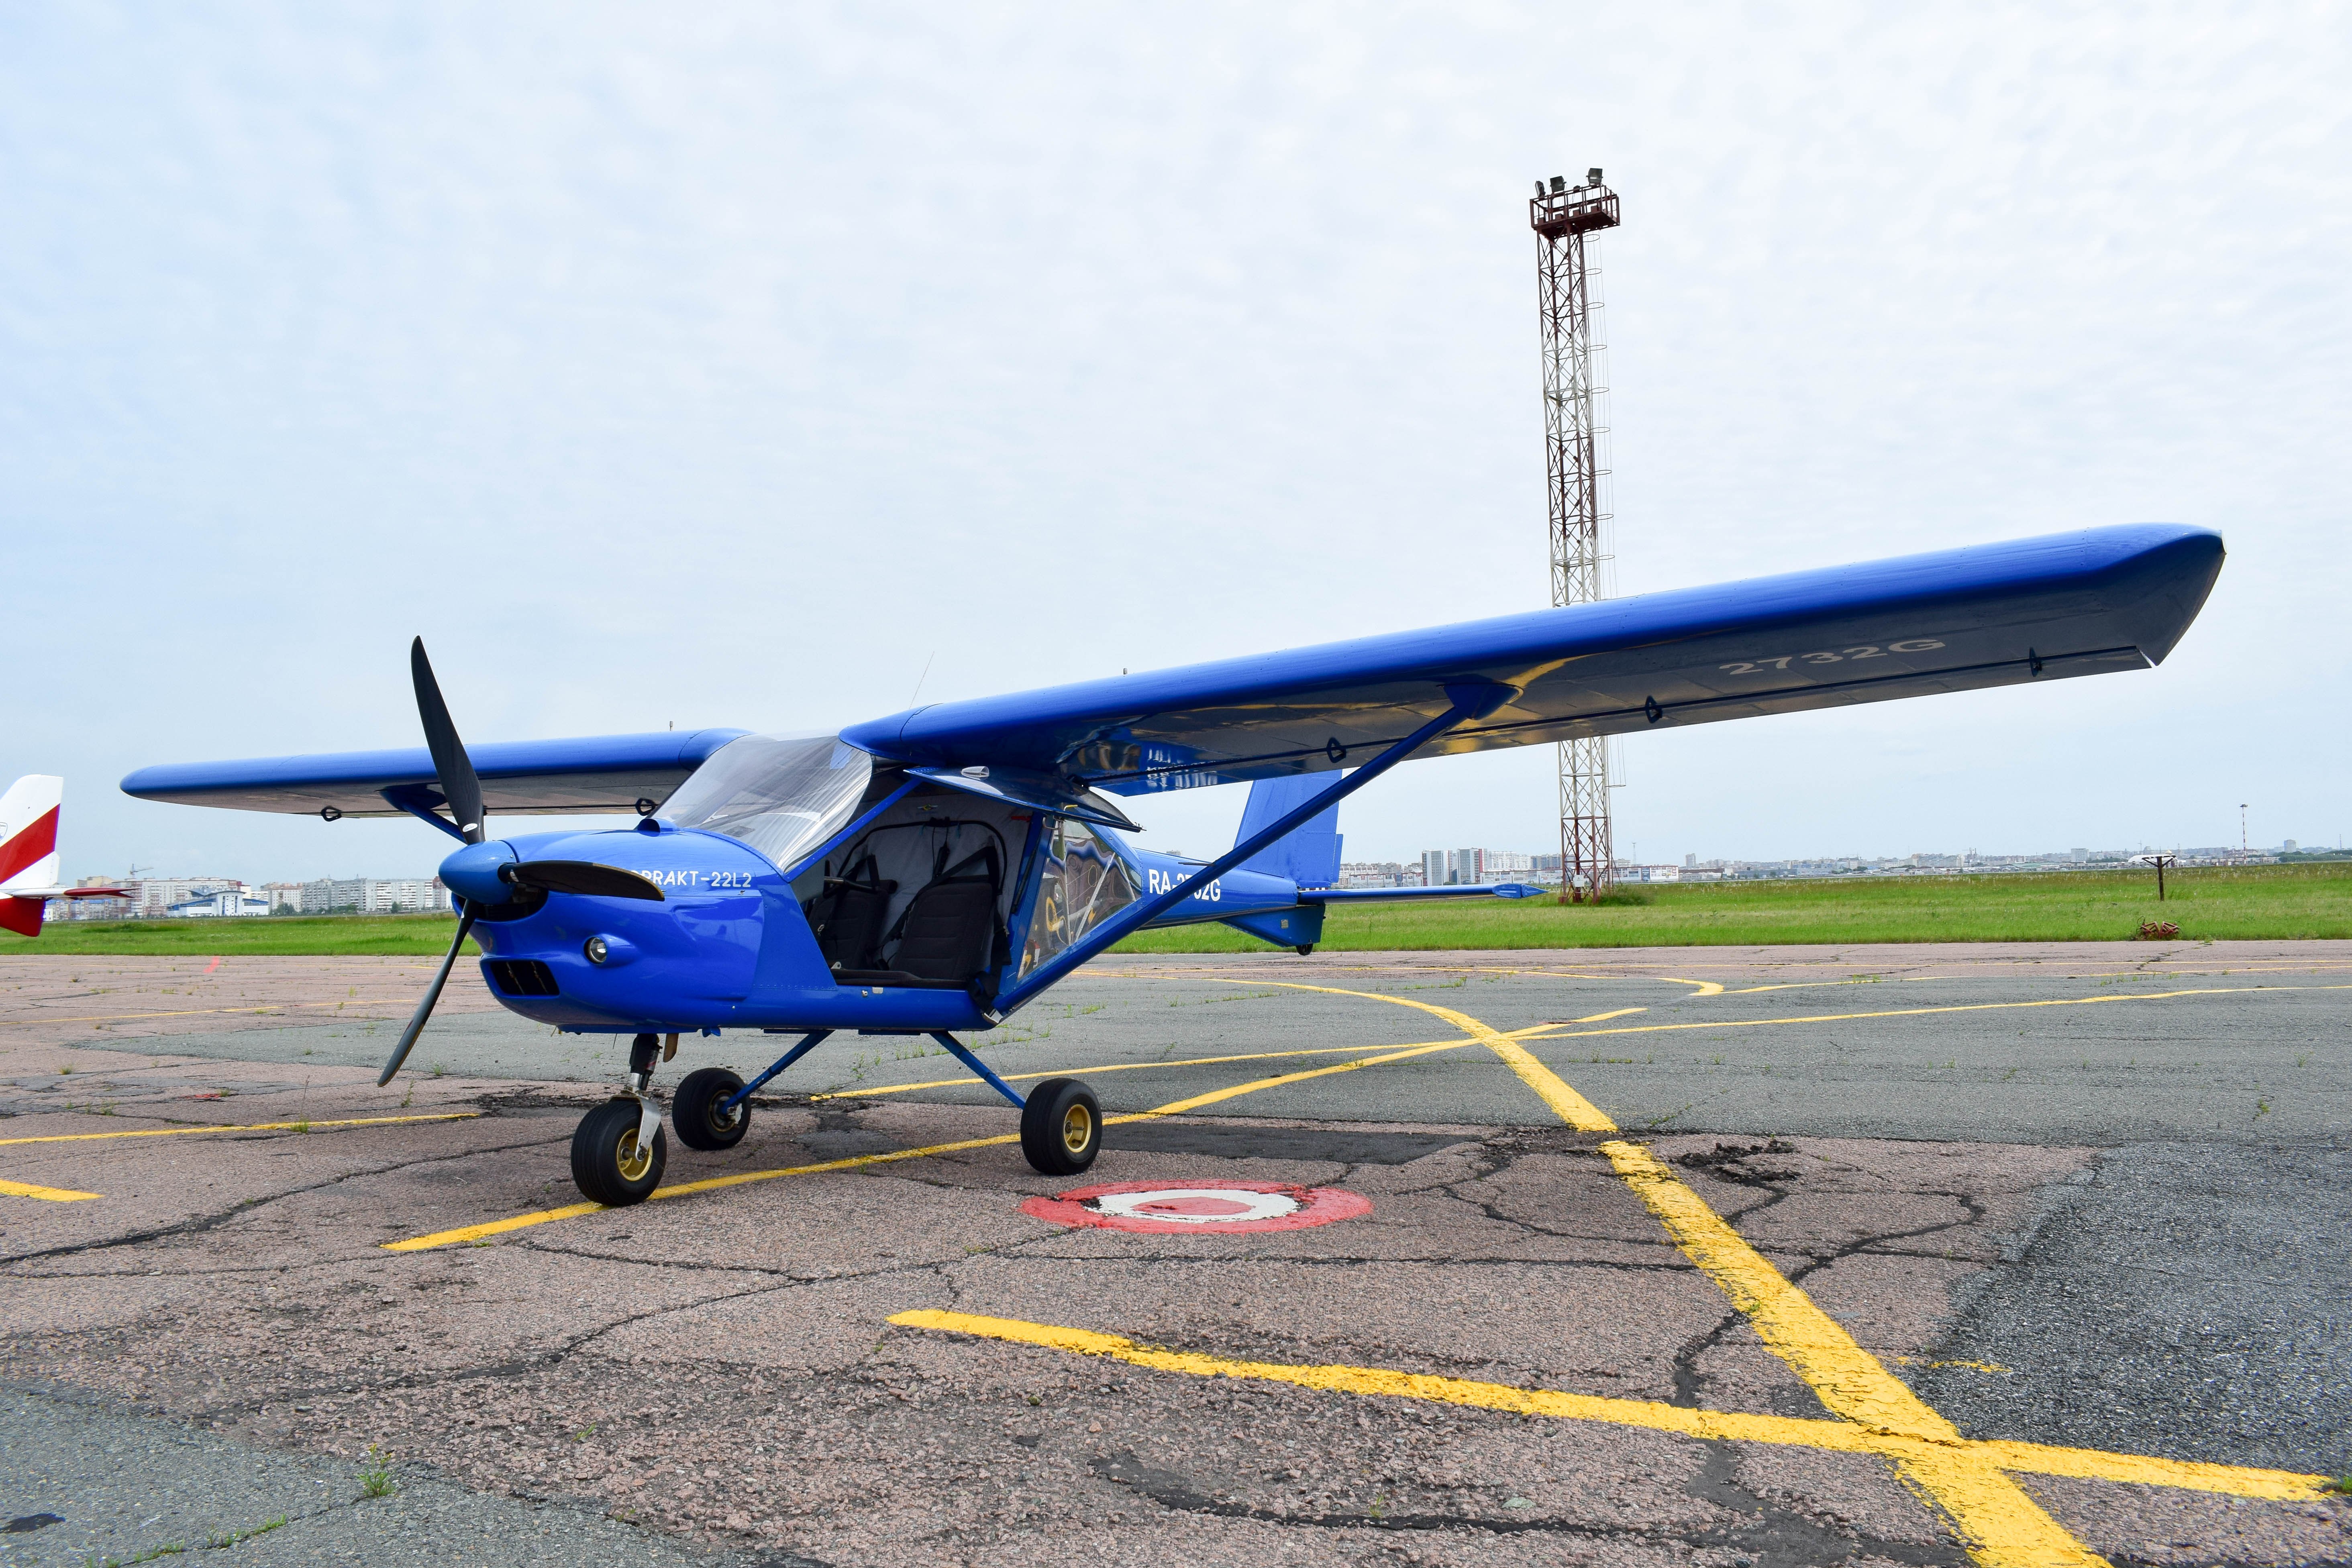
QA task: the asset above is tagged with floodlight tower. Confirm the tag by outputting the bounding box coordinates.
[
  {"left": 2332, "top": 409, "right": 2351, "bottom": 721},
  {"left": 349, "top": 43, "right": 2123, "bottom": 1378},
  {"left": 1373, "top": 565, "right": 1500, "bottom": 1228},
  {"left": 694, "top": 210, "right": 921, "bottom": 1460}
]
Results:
[{"left": 1532, "top": 169, "right": 1621, "bottom": 902}]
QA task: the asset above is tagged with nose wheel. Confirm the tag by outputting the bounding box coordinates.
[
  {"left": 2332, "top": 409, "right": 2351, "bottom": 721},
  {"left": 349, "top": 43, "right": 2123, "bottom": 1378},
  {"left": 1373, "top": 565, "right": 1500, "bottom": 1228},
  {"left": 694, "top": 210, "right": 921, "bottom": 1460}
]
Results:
[
  {"left": 1020, "top": 1078, "right": 1101, "bottom": 1175},
  {"left": 571, "top": 1097, "right": 668, "bottom": 1205}
]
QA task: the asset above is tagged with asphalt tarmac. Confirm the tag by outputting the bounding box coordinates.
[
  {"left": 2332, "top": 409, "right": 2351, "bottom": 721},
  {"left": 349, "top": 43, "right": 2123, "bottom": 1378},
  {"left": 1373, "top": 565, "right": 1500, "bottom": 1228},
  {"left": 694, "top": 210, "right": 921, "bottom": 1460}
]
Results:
[{"left": 3, "top": 942, "right": 2347, "bottom": 1567}]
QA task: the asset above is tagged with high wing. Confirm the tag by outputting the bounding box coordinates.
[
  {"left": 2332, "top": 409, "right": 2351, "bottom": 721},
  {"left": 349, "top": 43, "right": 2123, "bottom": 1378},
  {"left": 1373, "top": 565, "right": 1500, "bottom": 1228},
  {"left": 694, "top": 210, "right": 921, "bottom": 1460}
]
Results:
[
  {"left": 121, "top": 729, "right": 749, "bottom": 819},
  {"left": 121, "top": 525, "right": 2221, "bottom": 823},
  {"left": 839, "top": 524, "right": 2222, "bottom": 795}
]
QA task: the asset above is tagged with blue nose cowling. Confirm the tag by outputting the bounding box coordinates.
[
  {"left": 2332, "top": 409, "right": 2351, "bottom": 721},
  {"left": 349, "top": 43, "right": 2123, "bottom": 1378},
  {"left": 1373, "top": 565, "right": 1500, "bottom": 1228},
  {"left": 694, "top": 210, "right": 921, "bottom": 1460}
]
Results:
[{"left": 438, "top": 839, "right": 520, "bottom": 905}]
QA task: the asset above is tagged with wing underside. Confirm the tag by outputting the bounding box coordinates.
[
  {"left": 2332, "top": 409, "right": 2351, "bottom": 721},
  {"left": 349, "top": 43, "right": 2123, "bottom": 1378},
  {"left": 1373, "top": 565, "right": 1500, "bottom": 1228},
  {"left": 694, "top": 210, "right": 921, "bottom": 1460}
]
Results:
[{"left": 839, "top": 524, "right": 2222, "bottom": 795}]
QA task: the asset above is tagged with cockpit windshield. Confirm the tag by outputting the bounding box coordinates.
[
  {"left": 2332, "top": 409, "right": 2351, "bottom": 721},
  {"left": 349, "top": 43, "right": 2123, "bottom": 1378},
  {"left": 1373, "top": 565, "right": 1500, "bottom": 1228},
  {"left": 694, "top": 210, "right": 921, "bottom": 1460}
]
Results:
[{"left": 660, "top": 734, "right": 876, "bottom": 872}]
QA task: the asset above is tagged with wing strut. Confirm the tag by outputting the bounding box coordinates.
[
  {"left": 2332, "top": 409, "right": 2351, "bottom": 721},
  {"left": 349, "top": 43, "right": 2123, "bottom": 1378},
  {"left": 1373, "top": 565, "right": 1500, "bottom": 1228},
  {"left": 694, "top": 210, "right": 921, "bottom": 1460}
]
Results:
[{"left": 990, "top": 682, "right": 1515, "bottom": 1017}]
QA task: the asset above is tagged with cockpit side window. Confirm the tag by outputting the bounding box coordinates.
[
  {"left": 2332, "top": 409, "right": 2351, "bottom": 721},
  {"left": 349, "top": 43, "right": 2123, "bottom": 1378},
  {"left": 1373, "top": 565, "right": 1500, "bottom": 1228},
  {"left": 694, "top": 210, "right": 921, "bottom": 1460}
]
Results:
[
  {"left": 1017, "top": 816, "right": 1138, "bottom": 979},
  {"left": 661, "top": 734, "right": 875, "bottom": 873}
]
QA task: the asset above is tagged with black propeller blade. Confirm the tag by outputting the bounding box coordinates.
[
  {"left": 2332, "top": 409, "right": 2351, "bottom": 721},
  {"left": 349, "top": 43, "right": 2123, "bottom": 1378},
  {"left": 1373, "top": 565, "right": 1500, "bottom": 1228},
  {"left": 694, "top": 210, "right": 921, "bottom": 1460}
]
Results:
[
  {"left": 379, "top": 905, "right": 477, "bottom": 1086},
  {"left": 501, "top": 860, "right": 667, "bottom": 901},
  {"left": 411, "top": 637, "right": 486, "bottom": 844},
  {"left": 382, "top": 637, "right": 490, "bottom": 1087}
]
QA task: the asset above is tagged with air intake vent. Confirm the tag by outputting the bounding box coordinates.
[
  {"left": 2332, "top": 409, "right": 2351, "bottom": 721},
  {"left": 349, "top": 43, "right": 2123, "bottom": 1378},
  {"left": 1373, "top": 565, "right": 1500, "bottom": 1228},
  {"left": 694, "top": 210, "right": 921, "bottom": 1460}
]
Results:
[{"left": 487, "top": 959, "right": 560, "bottom": 997}]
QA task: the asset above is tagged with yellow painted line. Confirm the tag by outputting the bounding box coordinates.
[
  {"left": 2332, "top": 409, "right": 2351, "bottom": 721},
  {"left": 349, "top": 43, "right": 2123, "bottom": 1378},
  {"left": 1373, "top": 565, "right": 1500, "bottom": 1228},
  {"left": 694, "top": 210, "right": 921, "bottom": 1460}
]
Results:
[
  {"left": 0, "top": 1112, "right": 479, "bottom": 1148},
  {"left": 1110, "top": 1038, "right": 1472, "bottom": 1120},
  {"left": 891, "top": 1310, "right": 2334, "bottom": 1506},
  {"left": 1111, "top": 963, "right": 1730, "bottom": 995},
  {"left": 1496, "top": 985, "right": 2305, "bottom": 1049},
  {"left": 813, "top": 1022, "right": 1574, "bottom": 1101},
  {"left": 1438, "top": 969, "right": 1726, "bottom": 997},
  {"left": 1260, "top": 980, "right": 2112, "bottom": 1567},
  {"left": 1662, "top": 977, "right": 1726, "bottom": 997},
  {"left": 0, "top": 999, "right": 445, "bottom": 1028},
  {"left": 0, "top": 1177, "right": 102, "bottom": 1202},
  {"left": 1251, "top": 981, "right": 1617, "bottom": 1131},
  {"left": 384, "top": 1037, "right": 1482, "bottom": 1252},
  {"left": 383, "top": 1199, "right": 606, "bottom": 1248}
]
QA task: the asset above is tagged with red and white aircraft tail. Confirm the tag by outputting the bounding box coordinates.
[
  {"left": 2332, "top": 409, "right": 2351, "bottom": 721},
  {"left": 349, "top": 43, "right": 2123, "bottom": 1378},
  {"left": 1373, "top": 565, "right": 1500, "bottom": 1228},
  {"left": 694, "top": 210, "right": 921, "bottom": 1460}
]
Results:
[{"left": 1, "top": 777, "right": 128, "bottom": 937}]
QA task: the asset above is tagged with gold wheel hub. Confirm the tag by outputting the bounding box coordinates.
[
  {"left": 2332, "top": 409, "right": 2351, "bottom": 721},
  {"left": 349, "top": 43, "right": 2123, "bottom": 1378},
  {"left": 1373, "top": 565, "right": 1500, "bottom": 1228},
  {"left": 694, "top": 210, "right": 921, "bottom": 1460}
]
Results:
[
  {"left": 615, "top": 1129, "right": 653, "bottom": 1183},
  {"left": 1061, "top": 1102, "right": 1093, "bottom": 1156}
]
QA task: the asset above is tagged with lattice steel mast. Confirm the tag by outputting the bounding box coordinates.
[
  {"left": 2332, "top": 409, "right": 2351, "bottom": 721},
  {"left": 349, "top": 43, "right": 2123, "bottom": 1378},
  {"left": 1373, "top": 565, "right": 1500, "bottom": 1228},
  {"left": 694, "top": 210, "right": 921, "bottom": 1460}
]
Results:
[{"left": 1532, "top": 169, "right": 1621, "bottom": 902}]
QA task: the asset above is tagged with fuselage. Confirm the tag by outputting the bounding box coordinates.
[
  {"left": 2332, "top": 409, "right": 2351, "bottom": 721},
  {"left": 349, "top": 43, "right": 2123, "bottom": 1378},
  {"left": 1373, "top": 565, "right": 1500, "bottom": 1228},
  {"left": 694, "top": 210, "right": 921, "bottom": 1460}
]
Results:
[{"left": 444, "top": 803, "right": 1306, "bottom": 1036}]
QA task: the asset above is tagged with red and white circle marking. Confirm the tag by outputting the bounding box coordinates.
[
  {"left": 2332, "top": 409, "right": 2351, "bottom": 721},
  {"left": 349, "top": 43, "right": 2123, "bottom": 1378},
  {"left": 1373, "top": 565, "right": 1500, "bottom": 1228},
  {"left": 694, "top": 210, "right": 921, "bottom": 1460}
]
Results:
[{"left": 1021, "top": 1180, "right": 1372, "bottom": 1234}]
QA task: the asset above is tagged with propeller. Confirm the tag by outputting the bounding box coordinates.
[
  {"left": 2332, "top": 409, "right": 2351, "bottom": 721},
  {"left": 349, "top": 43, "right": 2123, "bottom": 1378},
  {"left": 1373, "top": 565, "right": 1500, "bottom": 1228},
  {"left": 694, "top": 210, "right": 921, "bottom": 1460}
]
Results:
[
  {"left": 412, "top": 637, "right": 486, "bottom": 844},
  {"left": 380, "top": 639, "right": 489, "bottom": 1087},
  {"left": 378, "top": 902, "right": 477, "bottom": 1086},
  {"left": 377, "top": 643, "right": 668, "bottom": 1086}
]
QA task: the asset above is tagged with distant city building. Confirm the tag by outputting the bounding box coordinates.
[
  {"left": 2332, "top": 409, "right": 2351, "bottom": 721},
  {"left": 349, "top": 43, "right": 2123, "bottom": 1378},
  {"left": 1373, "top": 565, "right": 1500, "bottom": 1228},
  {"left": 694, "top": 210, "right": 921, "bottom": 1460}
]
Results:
[
  {"left": 1420, "top": 850, "right": 1447, "bottom": 887},
  {"left": 296, "top": 877, "right": 454, "bottom": 913},
  {"left": 168, "top": 889, "right": 271, "bottom": 918},
  {"left": 1339, "top": 862, "right": 1414, "bottom": 889},
  {"left": 121, "top": 877, "right": 247, "bottom": 918}
]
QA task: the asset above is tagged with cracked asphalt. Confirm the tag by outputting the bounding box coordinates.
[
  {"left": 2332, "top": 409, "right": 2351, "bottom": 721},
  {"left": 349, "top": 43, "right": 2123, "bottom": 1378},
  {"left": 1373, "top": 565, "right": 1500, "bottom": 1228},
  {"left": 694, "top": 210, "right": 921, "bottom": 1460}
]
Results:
[{"left": 2, "top": 941, "right": 2348, "bottom": 1567}]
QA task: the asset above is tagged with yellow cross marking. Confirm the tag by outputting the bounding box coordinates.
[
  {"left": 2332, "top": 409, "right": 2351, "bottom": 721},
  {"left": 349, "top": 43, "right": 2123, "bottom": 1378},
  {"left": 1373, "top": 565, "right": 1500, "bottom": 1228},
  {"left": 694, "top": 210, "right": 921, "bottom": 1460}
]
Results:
[
  {"left": 890, "top": 1310, "right": 2332, "bottom": 1506},
  {"left": 1248, "top": 979, "right": 2112, "bottom": 1566}
]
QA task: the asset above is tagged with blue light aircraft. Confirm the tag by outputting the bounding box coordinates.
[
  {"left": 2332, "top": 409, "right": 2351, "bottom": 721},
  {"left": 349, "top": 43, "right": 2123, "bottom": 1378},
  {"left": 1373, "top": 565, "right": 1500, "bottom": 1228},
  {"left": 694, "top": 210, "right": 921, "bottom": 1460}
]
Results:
[{"left": 123, "top": 524, "right": 2221, "bottom": 1206}]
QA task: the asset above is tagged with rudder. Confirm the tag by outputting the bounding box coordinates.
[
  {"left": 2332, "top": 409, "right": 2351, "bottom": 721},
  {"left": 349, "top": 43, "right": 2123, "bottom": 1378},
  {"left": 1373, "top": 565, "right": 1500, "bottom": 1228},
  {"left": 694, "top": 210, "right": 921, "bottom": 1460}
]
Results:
[{"left": 1234, "top": 773, "right": 1344, "bottom": 889}]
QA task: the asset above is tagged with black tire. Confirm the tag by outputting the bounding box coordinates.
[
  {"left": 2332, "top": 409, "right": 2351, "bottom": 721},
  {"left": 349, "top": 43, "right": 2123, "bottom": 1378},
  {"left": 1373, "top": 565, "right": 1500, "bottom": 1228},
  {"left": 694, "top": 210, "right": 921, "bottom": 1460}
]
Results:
[
  {"left": 571, "top": 1097, "right": 668, "bottom": 1206},
  {"left": 672, "top": 1067, "right": 751, "bottom": 1152},
  {"left": 1020, "top": 1078, "right": 1101, "bottom": 1176}
]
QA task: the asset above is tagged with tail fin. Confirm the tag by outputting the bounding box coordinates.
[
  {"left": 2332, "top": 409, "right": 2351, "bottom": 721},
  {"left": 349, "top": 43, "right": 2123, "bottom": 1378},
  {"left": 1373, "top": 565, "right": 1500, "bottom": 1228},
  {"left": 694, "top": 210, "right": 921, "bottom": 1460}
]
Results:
[
  {"left": 1, "top": 776, "right": 66, "bottom": 938},
  {"left": 1234, "top": 773, "right": 1344, "bottom": 889}
]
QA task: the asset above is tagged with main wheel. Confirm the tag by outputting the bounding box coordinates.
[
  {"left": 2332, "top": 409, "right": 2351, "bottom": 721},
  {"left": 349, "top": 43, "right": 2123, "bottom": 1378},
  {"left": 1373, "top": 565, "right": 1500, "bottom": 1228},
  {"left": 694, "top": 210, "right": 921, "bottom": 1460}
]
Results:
[
  {"left": 672, "top": 1066, "right": 751, "bottom": 1152},
  {"left": 1020, "top": 1077, "right": 1101, "bottom": 1176},
  {"left": 571, "top": 1098, "right": 668, "bottom": 1205}
]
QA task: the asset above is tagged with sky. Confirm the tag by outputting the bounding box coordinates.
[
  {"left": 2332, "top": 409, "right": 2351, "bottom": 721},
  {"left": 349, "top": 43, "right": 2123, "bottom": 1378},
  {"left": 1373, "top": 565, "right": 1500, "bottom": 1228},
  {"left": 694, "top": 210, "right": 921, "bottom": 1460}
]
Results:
[{"left": 5, "top": 2, "right": 2346, "bottom": 882}]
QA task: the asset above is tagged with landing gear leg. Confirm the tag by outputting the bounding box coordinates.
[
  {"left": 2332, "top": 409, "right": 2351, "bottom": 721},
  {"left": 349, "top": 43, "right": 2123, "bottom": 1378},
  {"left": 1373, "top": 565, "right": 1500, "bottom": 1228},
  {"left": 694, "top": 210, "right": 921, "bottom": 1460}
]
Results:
[{"left": 569, "top": 1033, "right": 671, "bottom": 1205}]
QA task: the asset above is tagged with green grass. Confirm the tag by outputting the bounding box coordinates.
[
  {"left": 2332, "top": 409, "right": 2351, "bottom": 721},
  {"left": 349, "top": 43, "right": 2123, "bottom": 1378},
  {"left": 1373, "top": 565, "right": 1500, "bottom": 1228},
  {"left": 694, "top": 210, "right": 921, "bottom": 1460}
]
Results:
[
  {"left": 1113, "top": 863, "right": 2352, "bottom": 952},
  {"left": 2, "top": 912, "right": 473, "bottom": 956},
  {"left": 10, "top": 864, "right": 2345, "bottom": 957}
]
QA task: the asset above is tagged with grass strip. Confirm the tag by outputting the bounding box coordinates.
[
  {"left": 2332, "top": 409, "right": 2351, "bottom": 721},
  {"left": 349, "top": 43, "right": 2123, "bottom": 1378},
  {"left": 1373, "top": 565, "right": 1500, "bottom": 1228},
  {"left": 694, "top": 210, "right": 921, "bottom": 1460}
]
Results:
[
  {"left": 8, "top": 864, "right": 2345, "bottom": 956},
  {"left": 1117, "top": 863, "right": 2352, "bottom": 951}
]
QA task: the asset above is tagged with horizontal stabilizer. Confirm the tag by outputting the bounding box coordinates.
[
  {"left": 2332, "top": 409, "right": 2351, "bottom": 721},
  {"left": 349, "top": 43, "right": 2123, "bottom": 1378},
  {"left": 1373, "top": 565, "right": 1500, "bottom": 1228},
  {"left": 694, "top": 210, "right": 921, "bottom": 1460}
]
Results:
[{"left": 1306, "top": 882, "right": 1547, "bottom": 904}]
